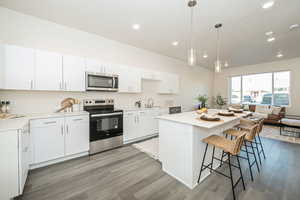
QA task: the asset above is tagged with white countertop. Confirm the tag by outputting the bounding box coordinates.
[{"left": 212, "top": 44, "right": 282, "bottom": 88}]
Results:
[
  {"left": 118, "top": 106, "right": 164, "bottom": 112},
  {"left": 0, "top": 111, "right": 89, "bottom": 133},
  {"left": 157, "top": 109, "right": 251, "bottom": 129}
]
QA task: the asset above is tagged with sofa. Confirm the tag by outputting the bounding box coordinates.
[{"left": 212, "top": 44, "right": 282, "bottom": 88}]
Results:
[{"left": 249, "top": 105, "right": 286, "bottom": 125}]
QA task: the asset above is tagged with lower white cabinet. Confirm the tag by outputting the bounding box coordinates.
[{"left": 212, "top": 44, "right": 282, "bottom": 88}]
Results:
[
  {"left": 30, "top": 114, "right": 89, "bottom": 166},
  {"left": 0, "top": 125, "right": 31, "bottom": 200},
  {"left": 123, "top": 109, "right": 160, "bottom": 144},
  {"left": 65, "top": 115, "right": 89, "bottom": 156},
  {"left": 31, "top": 117, "right": 65, "bottom": 164}
]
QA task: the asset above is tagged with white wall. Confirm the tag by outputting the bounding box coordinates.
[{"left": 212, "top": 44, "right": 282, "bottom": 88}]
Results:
[
  {"left": 0, "top": 7, "right": 214, "bottom": 114},
  {"left": 213, "top": 57, "right": 300, "bottom": 115}
]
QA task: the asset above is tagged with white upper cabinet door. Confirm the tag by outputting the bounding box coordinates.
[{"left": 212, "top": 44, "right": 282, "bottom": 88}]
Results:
[
  {"left": 63, "top": 55, "right": 86, "bottom": 91},
  {"left": 158, "top": 73, "right": 179, "bottom": 94},
  {"left": 35, "top": 50, "right": 63, "bottom": 91},
  {"left": 65, "top": 115, "right": 89, "bottom": 156},
  {"left": 2, "top": 44, "right": 35, "bottom": 90},
  {"left": 85, "top": 58, "right": 101, "bottom": 73},
  {"left": 141, "top": 69, "right": 161, "bottom": 81},
  {"left": 30, "top": 117, "right": 65, "bottom": 164},
  {"left": 118, "top": 65, "right": 141, "bottom": 93}
]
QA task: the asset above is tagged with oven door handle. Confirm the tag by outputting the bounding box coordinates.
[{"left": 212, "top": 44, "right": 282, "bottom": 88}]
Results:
[{"left": 91, "top": 112, "right": 123, "bottom": 118}]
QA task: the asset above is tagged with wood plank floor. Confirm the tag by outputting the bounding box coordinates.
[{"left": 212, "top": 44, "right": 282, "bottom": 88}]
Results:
[{"left": 17, "top": 137, "right": 300, "bottom": 200}]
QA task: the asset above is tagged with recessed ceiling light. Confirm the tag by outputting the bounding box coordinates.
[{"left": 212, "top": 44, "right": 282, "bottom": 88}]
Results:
[
  {"left": 267, "top": 37, "right": 276, "bottom": 42},
  {"left": 265, "top": 31, "right": 274, "bottom": 36},
  {"left": 289, "top": 24, "right": 299, "bottom": 31},
  {"left": 262, "top": 1, "right": 274, "bottom": 9},
  {"left": 276, "top": 51, "right": 283, "bottom": 58},
  {"left": 203, "top": 52, "right": 208, "bottom": 58},
  {"left": 172, "top": 41, "right": 179, "bottom": 46},
  {"left": 132, "top": 24, "right": 140, "bottom": 30}
]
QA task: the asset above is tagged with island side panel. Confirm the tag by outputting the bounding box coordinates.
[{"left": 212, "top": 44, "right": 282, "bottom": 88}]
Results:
[{"left": 158, "top": 119, "right": 194, "bottom": 188}]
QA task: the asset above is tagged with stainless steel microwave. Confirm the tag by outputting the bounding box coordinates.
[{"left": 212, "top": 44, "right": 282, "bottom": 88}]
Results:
[{"left": 86, "top": 72, "right": 118, "bottom": 91}]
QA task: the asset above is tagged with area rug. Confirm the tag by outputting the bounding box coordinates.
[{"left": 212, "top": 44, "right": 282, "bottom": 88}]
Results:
[
  {"left": 260, "top": 125, "right": 300, "bottom": 144},
  {"left": 132, "top": 138, "right": 159, "bottom": 160}
]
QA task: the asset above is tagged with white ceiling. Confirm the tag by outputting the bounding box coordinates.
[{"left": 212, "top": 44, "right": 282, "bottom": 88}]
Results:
[{"left": 0, "top": 0, "right": 299, "bottom": 69}]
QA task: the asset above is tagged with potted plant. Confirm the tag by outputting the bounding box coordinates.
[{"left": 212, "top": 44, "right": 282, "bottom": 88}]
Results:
[
  {"left": 196, "top": 95, "right": 209, "bottom": 109},
  {"left": 214, "top": 94, "right": 227, "bottom": 109}
]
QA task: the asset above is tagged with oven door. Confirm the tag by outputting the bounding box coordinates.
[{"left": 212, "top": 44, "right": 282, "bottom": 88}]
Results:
[
  {"left": 86, "top": 73, "right": 118, "bottom": 91},
  {"left": 90, "top": 112, "right": 123, "bottom": 141}
]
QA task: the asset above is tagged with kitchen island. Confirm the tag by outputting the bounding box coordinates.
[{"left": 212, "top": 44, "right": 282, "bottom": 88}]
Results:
[{"left": 157, "top": 109, "right": 249, "bottom": 189}]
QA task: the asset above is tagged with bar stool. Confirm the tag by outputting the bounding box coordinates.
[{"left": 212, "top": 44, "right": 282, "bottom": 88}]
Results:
[
  {"left": 237, "top": 119, "right": 266, "bottom": 164},
  {"left": 198, "top": 133, "right": 247, "bottom": 200},
  {"left": 223, "top": 122, "right": 260, "bottom": 182}
]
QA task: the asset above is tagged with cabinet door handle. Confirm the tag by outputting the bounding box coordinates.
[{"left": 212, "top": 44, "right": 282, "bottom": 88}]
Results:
[
  {"left": 66, "top": 125, "right": 69, "bottom": 134},
  {"left": 30, "top": 80, "right": 33, "bottom": 89},
  {"left": 44, "top": 121, "right": 56, "bottom": 125},
  {"left": 61, "top": 125, "right": 64, "bottom": 135},
  {"left": 73, "top": 118, "right": 83, "bottom": 121},
  {"left": 64, "top": 82, "right": 67, "bottom": 90}
]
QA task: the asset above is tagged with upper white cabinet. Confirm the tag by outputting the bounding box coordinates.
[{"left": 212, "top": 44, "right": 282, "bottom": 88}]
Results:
[
  {"left": 86, "top": 58, "right": 114, "bottom": 74},
  {"left": 63, "top": 55, "right": 86, "bottom": 91},
  {"left": 1, "top": 44, "right": 35, "bottom": 90},
  {"left": 118, "top": 65, "right": 141, "bottom": 93},
  {"left": 35, "top": 50, "right": 63, "bottom": 91},
  {"left": 141, "top": 69, "right": 161, "bottom": 81},
  {"left": 158, "top": 73, "right": 179, "bottom": 94}
]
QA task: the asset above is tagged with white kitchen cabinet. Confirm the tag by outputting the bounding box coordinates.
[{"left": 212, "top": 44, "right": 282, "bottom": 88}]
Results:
[
  {"left": 123, "top": 111, "right": 138, "bottom": 142},
  {"left": 158, "top": 73, "right": 179, "bottom": 94},
  {"left": 63, "top": 55, "right": 86, "bottom": 91},
  {"left": 1, "top": 44, "right": 35, "bottom": 90},
  {"left": 65, "top": 115, "right": 89, "bottom": 155},
  {"left": 35, "top": 50, "right": 63, "bottom": 91},
  {"left": 31, "top": 117, "right": 65, "bottom": 164},
  {"left": 118, "top": 65, "right": 142, "bottom": 93},
  {"left": 0, "top": 130, "right": 19, "bottom": 200},
  {"left": 30, "top": 114, "right": 89, "bottom": 167},
  {"left": 123, "top": 109, "right": 160, "bottom": 144},
  {"left": 141, "top": 69, "right": 161, "bottom": 81},
  {"left": 85, "top": 58, "right": 112, "bottom": 74},
  {"left": 18, "top": 125, "right": 31, "bottom": 194}
]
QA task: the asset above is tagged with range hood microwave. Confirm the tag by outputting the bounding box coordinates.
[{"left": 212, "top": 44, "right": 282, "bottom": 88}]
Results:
[{"left": 86, "top": 72, "right": 118, "bottom": 92}]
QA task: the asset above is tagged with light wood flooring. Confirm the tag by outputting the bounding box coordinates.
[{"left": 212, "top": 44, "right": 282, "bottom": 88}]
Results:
[{"left": 17, "top": 137, "right": 300, "bottom": 200}]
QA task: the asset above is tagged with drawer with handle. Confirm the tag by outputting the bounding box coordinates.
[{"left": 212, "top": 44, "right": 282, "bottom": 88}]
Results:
[{"left": 30, "top": 117, "right": 64, "bottom": 128}]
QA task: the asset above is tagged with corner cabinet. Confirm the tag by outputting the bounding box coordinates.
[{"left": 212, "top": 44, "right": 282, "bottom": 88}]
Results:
[{"left": 30, "top": 114, "right": 89, "bottom": 168}]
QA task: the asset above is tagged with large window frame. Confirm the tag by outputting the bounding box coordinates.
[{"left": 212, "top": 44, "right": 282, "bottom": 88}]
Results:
[{"left": 229, "top": 71, "right": 291, "bottom": 107}]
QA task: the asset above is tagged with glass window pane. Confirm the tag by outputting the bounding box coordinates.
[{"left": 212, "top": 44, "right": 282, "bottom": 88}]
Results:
[
  {"left": 274, "top": 71, "right": 290, "bottom": 106},
  {"left": 231, "top": 76, "right": 241, "bottom": 104},
  {"left": 242, "top": 73, "right": 272, "bottom": 105}
]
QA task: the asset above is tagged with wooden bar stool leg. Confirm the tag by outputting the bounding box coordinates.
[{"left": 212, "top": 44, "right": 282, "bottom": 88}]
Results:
[
  {"left": 244, "top": 141, "right": 254, "bottom": 181},
  {"left": 236, "top": 155, "right": 246, "bottom": 190},
  {"left": 257, "top": 134, "right": 266, "bottom": 159},
  {"left": 250, "top": 141, "right": 260, "bottom": 173},
  {"left": 228, "top": 153, "right": 236, "bottom": 200},
  {"left": 210, "top": 146, "right": 215, "bottom": 172},
  {"left": 198, "top": 143, "right": 209, "bottom": 183},
  {"left": 254, "top": 137, "right": 262, "bottom": 165}
]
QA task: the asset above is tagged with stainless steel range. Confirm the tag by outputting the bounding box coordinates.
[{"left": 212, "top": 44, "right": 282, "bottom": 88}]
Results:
[{"left": 83, "top": 99, "right": 123, "bottom": 155}]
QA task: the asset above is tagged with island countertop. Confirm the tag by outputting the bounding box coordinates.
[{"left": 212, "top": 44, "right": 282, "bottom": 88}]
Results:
[{"left": 157, "top": 109, "right": 251, "bottom": 129}]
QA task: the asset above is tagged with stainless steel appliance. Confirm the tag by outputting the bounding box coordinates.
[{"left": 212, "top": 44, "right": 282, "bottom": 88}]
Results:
[
  {"left": 84, "top": 99, "right": 123, "bottom": 154},
  {"left": 86, "top": 72, "right": 118, "bottom": 91}
]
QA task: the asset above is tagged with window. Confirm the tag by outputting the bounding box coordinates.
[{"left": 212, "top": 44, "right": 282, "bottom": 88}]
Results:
[{"left": 230, "top": 71, "right": 290, "bottom": 106}]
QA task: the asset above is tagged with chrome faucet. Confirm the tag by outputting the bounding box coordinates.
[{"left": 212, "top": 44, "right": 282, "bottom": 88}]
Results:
[{"left": 146, "top": 98, "right": 154, "bottom": 108}]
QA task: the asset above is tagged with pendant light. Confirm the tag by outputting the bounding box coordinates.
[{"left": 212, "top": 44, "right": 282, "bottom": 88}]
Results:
[
  {"left": 214, "top": 23, "right": 222, "bottom": 72},
  {"left": 188, "top": 0, "right": 197, "bottom": 66}
]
